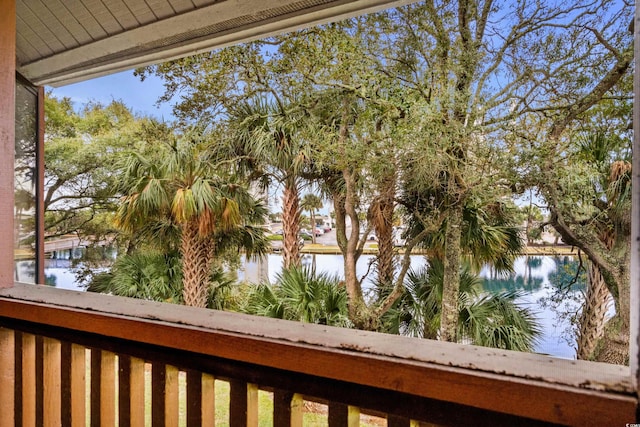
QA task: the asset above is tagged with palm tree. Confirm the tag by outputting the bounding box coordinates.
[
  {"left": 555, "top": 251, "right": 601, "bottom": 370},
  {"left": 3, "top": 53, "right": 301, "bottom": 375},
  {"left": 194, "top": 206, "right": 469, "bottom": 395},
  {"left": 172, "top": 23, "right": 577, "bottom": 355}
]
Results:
[
  {"left": 227, "top": 98, "right": 311, "bottom": 270},
  {"left": 572, "top": 132, "right": 630, "bottom": 362},
  {"left": 400, "top": 187, "right": 524, "bottom": 342},
  {"left": 88, "top": 249, "right": 240, "bottom": 310},
  {"left": 244, "top": 266, "right": 351, "bottom": 327},
  {"left": 114, "top": 129, "right": 268, "bottom": 307},
  {"left": 383, "top": 259, "right": 540, "bottom": 352},
  {"left": 301, "top": 193, "right": 323, "bottom": 244},
  {"left": 87, "top": 250, "right": 183, "bottom": 302}
]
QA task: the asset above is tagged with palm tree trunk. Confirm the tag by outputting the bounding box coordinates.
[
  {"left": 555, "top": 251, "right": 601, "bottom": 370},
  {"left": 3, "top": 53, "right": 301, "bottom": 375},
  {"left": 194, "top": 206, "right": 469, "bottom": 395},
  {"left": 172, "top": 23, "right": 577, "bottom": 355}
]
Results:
[
  {"left": 440, "top": 203, "right": 463, "bottom": 342},
  {"left": 181, "top": 221, "right": 213, "bottom": 308},
  {"left": 282, "top": 182, "right": 301, "bottom": 269},
  {"left": 576, "top": 262, "right": 610, "bottom": 360},
  {"left": 372, "top": 178, "right": 396, "bottom": 292}
]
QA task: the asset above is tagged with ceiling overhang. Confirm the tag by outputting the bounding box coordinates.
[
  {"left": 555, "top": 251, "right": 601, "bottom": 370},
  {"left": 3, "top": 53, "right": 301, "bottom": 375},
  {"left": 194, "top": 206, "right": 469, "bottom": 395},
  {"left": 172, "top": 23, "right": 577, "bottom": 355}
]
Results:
[{"left": 17, "top": 0, "right": 415, "bottom": 87}]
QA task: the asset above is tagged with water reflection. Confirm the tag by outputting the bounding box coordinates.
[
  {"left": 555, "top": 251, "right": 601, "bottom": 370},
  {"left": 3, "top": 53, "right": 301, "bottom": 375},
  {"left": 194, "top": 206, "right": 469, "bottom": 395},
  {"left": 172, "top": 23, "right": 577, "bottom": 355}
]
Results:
[
  {"left": 44, "top": 253, "right": 586, "bottom": 359},
  {"left": 479, "top": 256, "right": 585, "bottom": 358}
]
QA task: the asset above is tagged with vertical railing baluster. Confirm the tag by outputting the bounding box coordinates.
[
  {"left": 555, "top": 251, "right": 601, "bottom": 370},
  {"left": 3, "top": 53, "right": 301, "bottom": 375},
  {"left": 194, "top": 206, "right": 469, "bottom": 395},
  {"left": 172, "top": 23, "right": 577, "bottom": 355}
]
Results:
[
  {"left": 43, "top": 337, "right": 61, "bottom": 427},
  {"left": 118, "top": 355, "right": 131, "bottom": 427},
  {"left": 229, "top": 380, "right": 258, "bottom": 427},
  {"left": 246, "top": 383, "right": 258, "bottom": 427},
  {"left": 186, "top": 370, "right": 202, "bottom": 426},
  {"left": 151, "top": 362, "right": 166, "bottom": 427},
  {"left": 101, "top": 351, "right": 117, "bottom": 426},
  {"left": 119, "top": 355, "right": 145, "bottom": 427},
  {"left": 91, "top": 349, "right": 117, "bottom": 426},
  {"left": 14, "top": 331, "right": 23, "bottom": 426},
  {"left": 130, "top": 357, "right": 145, "bottom": 426},
  {"left": 184, "top": 370, "right": 220, "bottom": 426},
  {"left": 165, "top": 365, "right": 179, "bottom": 427},
  {"left": 152, "top": 362, "right": 180, "bottom": 427},
  {"left": 90, "top": 349, "right": 100, "bottom": 426},
  {"left": 273, "top": 390, "right": 303, "bottom": 427},
  {"left": 61, "top": 341, "right": 72, "bottom": 426},
  {"left": 291, "top": 393, "right": 304, "bottom": 426},
  {"left": 229, "top": 379, "right": 246, "bottom": 427},
  {"left": 329, "top": 402, "right": 360, "bottom": 427},
  {"left": 71, "top": 344, "right": 87, "bottom": 427},
  {"left": 201, "top": 373, "right": 215, "bottom": 426},
  {"left": 22, "top": 332, "right": 36, "bottom": 427},
  {"left": 0, "top": 327, "right": 15, "bottom": 427},
  {"left": 36, "top": 335, "right": 44, "bottom": 426}
]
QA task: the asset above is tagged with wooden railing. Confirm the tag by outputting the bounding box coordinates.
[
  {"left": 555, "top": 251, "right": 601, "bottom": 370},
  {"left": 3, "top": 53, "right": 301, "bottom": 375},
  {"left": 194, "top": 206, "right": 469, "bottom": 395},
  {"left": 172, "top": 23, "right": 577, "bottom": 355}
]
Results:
[{"left": 0, "top": 283, "right": 637, "bottom": 426}]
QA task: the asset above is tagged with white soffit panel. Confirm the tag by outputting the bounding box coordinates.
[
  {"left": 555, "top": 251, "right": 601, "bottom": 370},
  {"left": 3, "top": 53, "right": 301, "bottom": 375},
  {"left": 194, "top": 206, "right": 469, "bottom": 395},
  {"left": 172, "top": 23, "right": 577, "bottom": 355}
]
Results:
[{"left": 16, "top": 0, "right": 416, "bottom": 87}]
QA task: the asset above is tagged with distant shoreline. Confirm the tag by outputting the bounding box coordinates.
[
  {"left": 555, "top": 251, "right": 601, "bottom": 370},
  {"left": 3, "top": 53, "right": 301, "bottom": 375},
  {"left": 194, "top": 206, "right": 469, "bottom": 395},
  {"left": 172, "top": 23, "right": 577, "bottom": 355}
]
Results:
[{"left": 297, "top": 244, "right": 578, "bottom": 256}]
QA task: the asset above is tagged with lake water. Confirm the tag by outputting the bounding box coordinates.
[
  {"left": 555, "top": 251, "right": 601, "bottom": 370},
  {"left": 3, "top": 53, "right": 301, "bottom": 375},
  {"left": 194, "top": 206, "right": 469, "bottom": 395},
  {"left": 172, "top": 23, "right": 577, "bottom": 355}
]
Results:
[{"left": 44, "top": 254, "right": 591, "bottom": 359}]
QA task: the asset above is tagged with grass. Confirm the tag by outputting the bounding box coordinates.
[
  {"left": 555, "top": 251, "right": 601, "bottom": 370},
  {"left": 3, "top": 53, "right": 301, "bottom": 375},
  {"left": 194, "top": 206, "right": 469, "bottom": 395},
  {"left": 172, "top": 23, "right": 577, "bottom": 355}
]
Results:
[{"left": 107, "top": 362, "right": 385, "bottom": 426}]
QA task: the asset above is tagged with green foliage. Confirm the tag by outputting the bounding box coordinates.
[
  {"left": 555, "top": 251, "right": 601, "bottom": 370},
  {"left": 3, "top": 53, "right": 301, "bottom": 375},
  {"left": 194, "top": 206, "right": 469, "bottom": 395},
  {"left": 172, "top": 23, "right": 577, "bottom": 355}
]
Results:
[
  {"left": 88, "top": 251, "right": 183, "bottom": 303},
  {"left": 44, "top": 95, "right": 145, "bottom": 242},
  {"left": 383, "top": 259, "right": 540, "bottom": 352},
  {"left": 88, "top": 250, "right": 241, "bottom": 310},
  {"left": 301, "top": 194, "right": 323, "bottom": 214},
  {"left": 244, "top": 267, "right": 352, "bottom": 327},
  {"left": 403, "top": 194, "right": 523, "bottom": 274},
  {"left": 114, "top": 127, "right": 268, "bottom": 257}
]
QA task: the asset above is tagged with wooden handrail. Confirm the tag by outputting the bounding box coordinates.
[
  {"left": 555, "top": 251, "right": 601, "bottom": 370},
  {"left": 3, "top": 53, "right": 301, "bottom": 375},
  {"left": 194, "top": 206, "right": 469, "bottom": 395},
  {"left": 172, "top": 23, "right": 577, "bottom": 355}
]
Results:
[{"left": 0, "top": 283, "right": 636, "bottom": 426}]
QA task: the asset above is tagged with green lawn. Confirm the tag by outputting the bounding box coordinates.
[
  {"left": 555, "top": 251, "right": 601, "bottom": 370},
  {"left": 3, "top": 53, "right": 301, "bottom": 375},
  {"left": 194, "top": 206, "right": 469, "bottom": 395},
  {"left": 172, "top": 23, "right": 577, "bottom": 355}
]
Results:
[{"left": 128, "top": 368, "right": 386, "bottom": 426}]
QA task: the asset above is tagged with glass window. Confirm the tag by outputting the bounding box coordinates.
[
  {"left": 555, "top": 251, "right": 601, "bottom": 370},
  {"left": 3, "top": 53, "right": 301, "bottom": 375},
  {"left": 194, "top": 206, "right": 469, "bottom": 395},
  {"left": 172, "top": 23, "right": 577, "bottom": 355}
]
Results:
[{"left": 14, "top": 79, "right": 38, "bottom": 283}]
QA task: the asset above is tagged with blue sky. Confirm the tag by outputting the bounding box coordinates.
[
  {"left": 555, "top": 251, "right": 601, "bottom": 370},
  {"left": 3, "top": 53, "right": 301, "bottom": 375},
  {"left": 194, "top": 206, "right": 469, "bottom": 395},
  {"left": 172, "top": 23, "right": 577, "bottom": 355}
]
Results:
[{"left": 50, "top": 70, "right": 175, "bottom": 120}]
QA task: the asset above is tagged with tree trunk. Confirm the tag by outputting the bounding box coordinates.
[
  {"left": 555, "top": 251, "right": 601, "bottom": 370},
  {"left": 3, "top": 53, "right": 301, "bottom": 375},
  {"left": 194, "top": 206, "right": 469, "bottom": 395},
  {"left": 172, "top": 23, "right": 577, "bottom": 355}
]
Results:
[
  {"left": 341, "top": 168, "right": 368, "bottom": 327},
  {"left": 282, "top": 181, "right": 301, "bottom": 269},
  {"left": 310, "top": 209, "right": 317, "bottom": 244},
  {"left": 594, "top": 235, "right": 630, "bottom": 365},
  {"left": 440, "top": 203, "right": 463, "bottom": 342},
  {"left": 576, "top": 262, "right": 610, "bottom": 360},
  {"left": 371, "top": 177, "right": 396, "bottom": 293},
  {"left": 181, "top": 221, "right": 213, "bottom": 308}
]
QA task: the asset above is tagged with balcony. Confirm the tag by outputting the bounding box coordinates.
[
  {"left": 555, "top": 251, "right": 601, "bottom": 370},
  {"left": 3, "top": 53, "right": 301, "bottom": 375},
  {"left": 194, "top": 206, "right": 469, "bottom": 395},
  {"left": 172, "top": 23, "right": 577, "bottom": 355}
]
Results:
[{"left": 0, "top": 282, "right": 635, "bottom": 426}]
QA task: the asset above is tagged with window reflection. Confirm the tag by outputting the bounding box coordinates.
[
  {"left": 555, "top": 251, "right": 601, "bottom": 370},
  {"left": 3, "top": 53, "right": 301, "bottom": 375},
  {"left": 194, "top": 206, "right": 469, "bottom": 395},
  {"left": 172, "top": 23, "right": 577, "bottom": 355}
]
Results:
[{"left": 14, "top": 79, "right": 37, "bottom": 283}]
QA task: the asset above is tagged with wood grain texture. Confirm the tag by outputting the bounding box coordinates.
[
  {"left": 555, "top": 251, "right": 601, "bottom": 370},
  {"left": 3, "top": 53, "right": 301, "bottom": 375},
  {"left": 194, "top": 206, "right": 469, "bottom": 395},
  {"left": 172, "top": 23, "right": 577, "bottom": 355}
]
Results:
[
  {"left": 0, "top": 283, "right": 636, "bottom": 426},
  {"left": 152, "top": 362, "right": 166, "bottom": 427},
  {"left": 129, "top": 357, "right": 146, "bottom": 427},
  {"left": 246, "top": 383, "right": 258, "bottom": 427},
  {"left": 186, "top": 370, "right": 202, "bottom": 426},
  {"left": 201, "top": 373, "right": 215, "bottom": 427},
  {"left": 22, "top": 333, "right": 36, "bottom": 427},
  {"left": 0, "top": 328, "right": 15, "bottom": 427},
  {"left": 70, "top": 344, "right": 86, "bottom": 427},
  {"left": 43, "top": 337, "right": 61, "bottom": 427},
  {"left": 0, "top": 0, "right": 15, "bottom": 288},
  {"left": 165, "top": 365, "right": 179, "bottom": 427},
  {"left": 119, "top": 355, "right": 147, "bottom": 426},
  {"left": 100, "top": 350, "right": 116, "bottom": 426},
  {"left": 229, "top": 379, "right": 247, "bottom": 427}
]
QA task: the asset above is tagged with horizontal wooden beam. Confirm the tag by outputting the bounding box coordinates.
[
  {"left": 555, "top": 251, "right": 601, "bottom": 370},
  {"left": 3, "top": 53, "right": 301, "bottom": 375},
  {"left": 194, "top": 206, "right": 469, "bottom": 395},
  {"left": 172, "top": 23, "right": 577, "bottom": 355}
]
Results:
[
  {"left": 0, "top": 283, "right": 636, "bottom": 426},
  {"left": 21, "top": 0, "right": 416, "bottom": 87}
]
